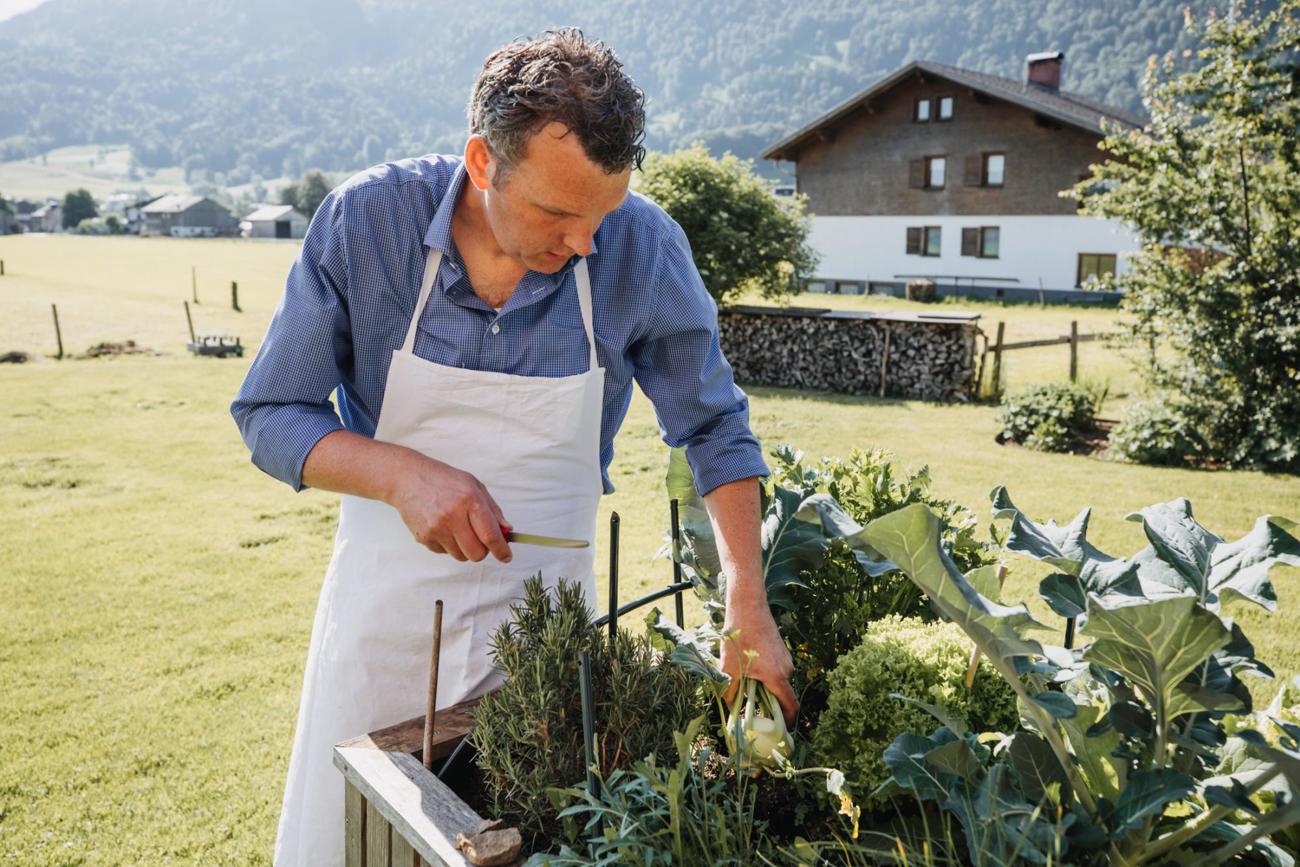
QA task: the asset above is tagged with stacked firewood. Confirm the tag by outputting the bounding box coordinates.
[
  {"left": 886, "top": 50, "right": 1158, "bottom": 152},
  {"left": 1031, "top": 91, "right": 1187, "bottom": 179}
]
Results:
[{"left": 718, "top": 309, "right": 977, "bottom": 401}]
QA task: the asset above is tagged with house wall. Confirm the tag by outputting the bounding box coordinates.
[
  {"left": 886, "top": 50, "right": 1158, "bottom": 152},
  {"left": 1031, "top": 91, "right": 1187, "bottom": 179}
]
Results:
[
  {"left": 792, "top": 75, "right": 1107, "bottom": 217},
  {"left": 808, "top": 214, "right": 1138, "bottom": 293},
  {"left": 247, "top": 215, "right": 307, "bottom": 239}
]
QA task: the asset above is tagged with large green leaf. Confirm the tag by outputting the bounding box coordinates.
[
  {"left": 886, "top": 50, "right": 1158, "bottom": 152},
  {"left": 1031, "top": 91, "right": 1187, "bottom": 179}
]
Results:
[
  {"left": 863, "top": 503, "right": 1049, "bottom": 662},
  {"left": 1126, "top": 500, "right": 1300, "bottom": 613},
  {"left": 1081, "top": 594, "right": 1232, "bottom": 724},
  {"left": 947, "top": 763, "right": 1069, "bottom": 865},
  {"left": 646, "top": 608, "right": 730, "bottom": 692},
  {"left": 1008, "top": 731, "right": 1071, "bottom": 804},
  {"left": 991, "top": 486, "right": 1144, "bottom": 617},
  {"left": 664, "top": 447, "right": 723, "bottom": 594},
  {"left": 883, "top": 728, "right": 962, "bottom": 802},
  {"left": 1103, "top": 768, "right": 1195, "bottom": 836},
  {"left": 1058, "top": 696, "right": 1125, "bottom": 803},
  {"left": 760, "top": 486, "right": 828, "bottom": 610}
]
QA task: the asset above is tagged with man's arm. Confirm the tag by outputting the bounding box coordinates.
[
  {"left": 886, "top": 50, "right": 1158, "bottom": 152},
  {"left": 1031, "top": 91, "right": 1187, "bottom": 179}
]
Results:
[
  {"left": 301, "top": 430, "right": 513, "bottom": 564},
  {"left": 629, "top": 220, "right": 796, "bottom": 722},
  {"left": 705, "top": 477, "right": 798, "bottom": 725}
]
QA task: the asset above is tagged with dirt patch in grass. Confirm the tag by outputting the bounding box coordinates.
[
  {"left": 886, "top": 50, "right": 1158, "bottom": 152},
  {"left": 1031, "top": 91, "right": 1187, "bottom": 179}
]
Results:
[
  {"left": 79, "top": 340, "right": 158, "bottom": 359},
  {"left": 1, "top": 350, "right": 30, "bottom": 363}
]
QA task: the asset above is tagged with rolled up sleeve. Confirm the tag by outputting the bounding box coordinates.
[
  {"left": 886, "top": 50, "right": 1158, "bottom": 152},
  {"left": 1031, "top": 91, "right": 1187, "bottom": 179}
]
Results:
[
  {"left": 630, "top": 222, "right": 768, "bottom": 496},
  {"left": 230, "top": 191, "right": 352, "bottom": 491}
]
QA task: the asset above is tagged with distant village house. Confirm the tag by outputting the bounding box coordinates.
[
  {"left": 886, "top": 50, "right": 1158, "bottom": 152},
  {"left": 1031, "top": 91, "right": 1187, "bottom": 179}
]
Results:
[
  {"left": 762, "top": 52, "right": 1143, "bottom": 302},
  {"left": 140, "top": 195, "right": 238, "bottom": 237},
  {"left": 241, "top": 204, "right": 308, "bottom": 239},
  {"left": 28, "top": 202, "right": 62, "bottom": 233}
]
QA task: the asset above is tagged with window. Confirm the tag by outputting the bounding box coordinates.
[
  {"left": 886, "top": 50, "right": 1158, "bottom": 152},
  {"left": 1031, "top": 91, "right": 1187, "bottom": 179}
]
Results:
[
  {"left": 961, "top": 226, "right": 1000, "bottom": 258},
  {"left": 926, "top": 156, "right": 946, "bottom": 189},
  {"left": 938, "top": 96, "right": 954, "bottom": 120},
  {"left": 907, "top": 226, "right": 942, "bottom": 256},
  {"left": 914, "top": 98, "right": 931, "bottom": 122},
  {"left": 1077, "top": 253, "right": 1117, "bottom": 286},
  {"left": 983, "top": 153, "right": 1005, "bottom": 187}
]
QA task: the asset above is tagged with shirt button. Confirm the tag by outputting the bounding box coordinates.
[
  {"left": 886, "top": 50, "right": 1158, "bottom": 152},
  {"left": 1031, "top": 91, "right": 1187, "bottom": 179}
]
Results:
[{"left": 490, "top": 323, "right": 501, "bottom": 335}]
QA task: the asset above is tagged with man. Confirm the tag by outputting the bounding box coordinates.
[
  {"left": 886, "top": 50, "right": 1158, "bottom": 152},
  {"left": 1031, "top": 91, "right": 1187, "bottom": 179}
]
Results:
[{"left": 232, "top": 28, "right": 795, "bottom": 866}]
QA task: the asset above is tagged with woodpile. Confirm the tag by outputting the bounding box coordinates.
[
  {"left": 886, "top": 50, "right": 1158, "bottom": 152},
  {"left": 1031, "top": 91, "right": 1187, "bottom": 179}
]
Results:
[{"left": 718, "top": 307, "right": 978, "bottom": 401}]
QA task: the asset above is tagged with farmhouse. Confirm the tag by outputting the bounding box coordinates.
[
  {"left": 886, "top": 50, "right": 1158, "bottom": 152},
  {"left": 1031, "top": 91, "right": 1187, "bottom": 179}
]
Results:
[
  {"left": 762, "top": 52, "right": 1143, "bottom": 301},
  {"left": 241, "top": 204, "right": 308, "bottom": 239},
  {"left": 140, "top": 195, "right": 238, "bottom": 238},
  {"left": 28, "top": 202, "right": 62, "bottom": 233}
]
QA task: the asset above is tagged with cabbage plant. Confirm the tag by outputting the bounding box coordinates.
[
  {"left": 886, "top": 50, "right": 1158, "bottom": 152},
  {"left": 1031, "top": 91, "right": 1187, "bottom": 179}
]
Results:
[{"left": 865, "top": 491, "right": 1300, "bottom": 866}]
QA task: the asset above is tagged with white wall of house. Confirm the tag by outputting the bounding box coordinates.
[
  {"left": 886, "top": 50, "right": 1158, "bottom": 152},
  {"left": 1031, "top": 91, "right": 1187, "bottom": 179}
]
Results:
[{"left": 808, "top": 214, "right": 1140, "bottom": 291}]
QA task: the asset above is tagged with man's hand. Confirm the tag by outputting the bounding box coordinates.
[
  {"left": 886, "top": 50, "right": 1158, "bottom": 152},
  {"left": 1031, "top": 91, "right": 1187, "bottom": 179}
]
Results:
[
  {"left": 387, "top": 451, "right": 514, "bottom": 563},
  {"left": 301, "top": 430, "right": 513, "bottom": 563},
  {"left": 721, "top": 599, "right": 798, "bottom": 726},
  {"left": 703, "top": 476, "right": 799, "bottom": 726}
]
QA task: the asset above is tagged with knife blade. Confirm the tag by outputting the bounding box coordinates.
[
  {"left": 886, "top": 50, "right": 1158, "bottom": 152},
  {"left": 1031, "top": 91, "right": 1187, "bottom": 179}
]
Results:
[{"left": 506, "top": 531, "right": 590, "bottom": 549}]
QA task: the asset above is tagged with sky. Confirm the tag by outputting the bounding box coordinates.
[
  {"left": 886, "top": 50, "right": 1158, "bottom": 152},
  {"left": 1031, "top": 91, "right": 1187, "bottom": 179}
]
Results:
[{"left": 0, "top": 0, "right": 49, "bottom": 23}]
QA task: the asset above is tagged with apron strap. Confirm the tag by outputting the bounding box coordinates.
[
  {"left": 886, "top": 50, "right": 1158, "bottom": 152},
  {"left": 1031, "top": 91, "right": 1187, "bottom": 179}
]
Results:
[
  {"left": 402, "top": 247, "right": 443, "bottom": 355},
  {"left": 403, "top": 246, "right": 599, "bottom": 371},
  {"left": 574, "top": 258, "right": 599, "bottom": 371}
]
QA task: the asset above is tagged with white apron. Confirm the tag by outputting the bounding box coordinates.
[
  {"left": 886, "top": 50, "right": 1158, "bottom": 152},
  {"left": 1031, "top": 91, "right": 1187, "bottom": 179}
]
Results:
[{"left": 273, "top": 246, "right": 605, "bottom": 867}]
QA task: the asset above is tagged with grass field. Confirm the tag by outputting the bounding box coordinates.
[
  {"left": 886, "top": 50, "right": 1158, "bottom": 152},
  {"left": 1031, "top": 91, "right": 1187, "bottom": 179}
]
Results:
[{"left": 2, "top": 234, "right": 1298, "bottom": 864}]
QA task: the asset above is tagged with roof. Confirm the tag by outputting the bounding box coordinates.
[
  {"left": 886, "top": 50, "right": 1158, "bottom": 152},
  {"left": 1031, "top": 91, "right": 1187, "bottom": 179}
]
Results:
[
  {"left": 31, "top": 204, "right": 57, "bottom": 217},
  {"left": 244, "top": 204, "right": 304, "bottom": 222},
  {"left": 762, "top": 59, "right": 1147, "bottom": 161},
  {"left": 141, "top": 194, "right": 206, "bottom": 214}
]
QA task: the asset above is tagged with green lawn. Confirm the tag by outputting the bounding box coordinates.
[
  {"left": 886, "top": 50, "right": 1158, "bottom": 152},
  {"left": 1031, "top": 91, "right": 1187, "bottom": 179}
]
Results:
[{"left": 2, "top": 235, "right": 1297, "bottom": 864}]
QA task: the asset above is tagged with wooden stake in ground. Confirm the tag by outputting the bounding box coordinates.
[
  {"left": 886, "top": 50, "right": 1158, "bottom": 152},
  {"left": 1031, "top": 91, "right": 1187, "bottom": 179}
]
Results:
[
  {"left": 422, "top": 600, "right": 444, "bottom": 771},
  {"left": 191, "top": 266, "right": 198, "bottom": 304},
  {"left": 230, "top": 281, "right": 241, "bottom": 313},
  {"left": 964, "top": 562, "right": 1008, "bottom": 688},
  {"left": 184, "top": 301, "right": 196, "bottom": 344},
  {"left": 1069, "top": 320, "right": 1079, "bottom": 383},
  {"left": 1, "top": 259, "right": 6, "bottom": 276},
  {"left": 51, "top": 304, "right": 63, "bottom": 360},
  {"left": 990, "top": 321, "right": 1006, "bottom": 399}
]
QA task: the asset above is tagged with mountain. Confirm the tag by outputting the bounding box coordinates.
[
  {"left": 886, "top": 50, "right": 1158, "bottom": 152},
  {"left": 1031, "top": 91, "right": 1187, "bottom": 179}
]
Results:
[{"left": 0, "top": 0, "right": 1231, "bottom": 184}]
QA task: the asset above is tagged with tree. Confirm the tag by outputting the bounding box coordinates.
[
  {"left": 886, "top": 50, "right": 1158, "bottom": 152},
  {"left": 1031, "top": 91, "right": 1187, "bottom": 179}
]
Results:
[
  {"left": 61, "top": 188, "right": 97, "bottom": 229},
  {"left": 637, "top": 144, "right": 817, "bottom": 304},
  {"left": 278, "top": 170, "right": 332, "bottom": 219},
  {"left": 1074, "top": 0, "right": 1300, "bottom": 472}
]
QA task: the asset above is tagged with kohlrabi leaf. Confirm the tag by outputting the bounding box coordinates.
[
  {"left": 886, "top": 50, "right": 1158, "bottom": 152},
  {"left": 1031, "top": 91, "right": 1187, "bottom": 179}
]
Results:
[
  {"left": 1102, "top": 768, "right": 1195, "bottom": 836},
  {"left": 1125, "top": 500, "right": 1300, "bottom": 613},
  {"left": 665, "top": 447, "right": 723, "bottom": 594},
  {"left": 863, "top": 503, "right": 1049, "bottom": 662},
  {"left": 1081, "top": 594, "right": 1232, "bottom": 725},
  {"left": 1008, "top": 730, "right": 1071, "bottom": 804}
]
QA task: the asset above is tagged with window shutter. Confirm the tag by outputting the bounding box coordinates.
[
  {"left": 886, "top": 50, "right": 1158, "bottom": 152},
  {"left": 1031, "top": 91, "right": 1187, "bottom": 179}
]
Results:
[
  {"left": 964, "top": 156, "right": 982, "bottom": 187},
  {"left": 961, "top": 228, "right": 979, "bottom": 257},
  {"left": 906, "top": 227, "right": 922, "bottom": 255},
  {"left": 908, "top": 159, "right": 925, "bottom": 189}
]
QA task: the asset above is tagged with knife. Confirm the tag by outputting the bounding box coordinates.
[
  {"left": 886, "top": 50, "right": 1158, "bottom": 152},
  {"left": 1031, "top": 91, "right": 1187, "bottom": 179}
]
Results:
[{"left": 506, "top": 531, "right": 590, "bottom": 549}]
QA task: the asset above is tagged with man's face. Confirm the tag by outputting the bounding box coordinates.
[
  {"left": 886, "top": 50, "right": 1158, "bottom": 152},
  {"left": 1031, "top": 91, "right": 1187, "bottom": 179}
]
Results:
[{"left": 475, "top": 122, "right": 631, "bottom": 273}]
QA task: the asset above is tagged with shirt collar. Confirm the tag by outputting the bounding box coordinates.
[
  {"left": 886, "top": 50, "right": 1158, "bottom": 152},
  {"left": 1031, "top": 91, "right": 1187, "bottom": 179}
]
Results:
[{"left": 422, "top": 159, "right": 596, "bottom": 293}]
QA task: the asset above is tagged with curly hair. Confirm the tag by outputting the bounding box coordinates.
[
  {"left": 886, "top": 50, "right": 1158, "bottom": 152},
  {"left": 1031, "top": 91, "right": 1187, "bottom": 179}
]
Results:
[{"left": 467, "top": 28, "right": 646, "bottom": 179}]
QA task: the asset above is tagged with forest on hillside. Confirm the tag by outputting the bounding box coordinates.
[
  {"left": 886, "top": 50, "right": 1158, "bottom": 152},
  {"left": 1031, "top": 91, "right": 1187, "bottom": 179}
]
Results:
[{"left": 0, "top": 0, "right": 1243, "bottom": 183}]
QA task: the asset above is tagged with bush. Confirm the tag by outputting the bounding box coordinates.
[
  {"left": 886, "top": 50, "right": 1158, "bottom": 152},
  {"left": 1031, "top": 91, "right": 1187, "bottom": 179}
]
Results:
[
  {"left": 637, "top": 143, "right": 818, "bottom": 304},
  {"left": 998, "top": 382, "right": 1101, "bottom": 452},
  {"left": 766, "top": 447, "right": 995, "bottom": 712},
  {"left": 470, "top": 576, "right": 703, "bottom": 848},
  {"left": 809, "top": 615, "right": 1019, "bottom": 810},
  {"left": 1109, "top": 398, "right": 1204, "bottom": 466}
]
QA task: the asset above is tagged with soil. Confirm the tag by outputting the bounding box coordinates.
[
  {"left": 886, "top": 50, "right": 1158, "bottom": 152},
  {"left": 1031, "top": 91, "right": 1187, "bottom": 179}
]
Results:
[
  {"left": 995, "top": 418, "right": 1116, "bottom": 460},
  {"left": 79, "top": 340, "right": 157, "bottom": 359},
  {"left": 0, "top": 351, "right": 30, "bottom": 363}
]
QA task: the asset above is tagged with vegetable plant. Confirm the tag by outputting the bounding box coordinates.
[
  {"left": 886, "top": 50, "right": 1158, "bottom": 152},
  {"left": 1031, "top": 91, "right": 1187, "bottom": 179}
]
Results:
[{"left": 864, "top": 489, "right": 1300, "bottom": 865}]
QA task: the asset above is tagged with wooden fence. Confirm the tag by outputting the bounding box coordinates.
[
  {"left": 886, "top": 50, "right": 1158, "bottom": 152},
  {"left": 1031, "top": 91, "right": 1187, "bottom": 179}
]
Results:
[{"left": 979, "top": 320, "right": 1102, "bottom": 398}]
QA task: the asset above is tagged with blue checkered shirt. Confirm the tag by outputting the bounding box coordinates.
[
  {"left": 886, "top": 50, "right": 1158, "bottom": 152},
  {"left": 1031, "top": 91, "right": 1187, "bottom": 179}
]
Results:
[{"left": 231, "top": 154, "right": 767, "bottom": 496}]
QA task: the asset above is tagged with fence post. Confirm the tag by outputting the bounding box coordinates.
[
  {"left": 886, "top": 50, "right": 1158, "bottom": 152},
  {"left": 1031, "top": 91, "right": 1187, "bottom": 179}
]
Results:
[
  {"left": 1069, "top": 320, "right": 1079, "bottom": 382},
  {"left": 231, "top": 281, "right": 241, "bottom": 312},
  {"left": 51, "top": 303, "right": 64, "bottom": 360},
  {"left": 1, "top": 258, "right": 6, "bottom": 276},
  {"left": 184, "top": 300, "right": 196, "bottom": 344},
  {"left": 990, "top": 321, "right": 1006, "bottom": 398},
  {"left": 192, "top": 266, "right": 199, "bottom": 304}
]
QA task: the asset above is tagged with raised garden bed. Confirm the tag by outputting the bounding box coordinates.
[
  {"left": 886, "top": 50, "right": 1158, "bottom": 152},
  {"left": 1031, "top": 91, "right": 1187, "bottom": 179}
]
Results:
[{"left": 333, "top": 700, "right": 488, "bottom": 867}]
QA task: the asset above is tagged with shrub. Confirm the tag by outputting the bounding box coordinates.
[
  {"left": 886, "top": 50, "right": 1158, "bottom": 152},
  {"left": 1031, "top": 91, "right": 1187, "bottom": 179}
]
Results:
[
  {"left": 766, "top": 447, "right": 996, "bottom": 712},
  {"left": 1109, "top": 397, "right": 1203, "bottom": 466},
  {"left": 470, "top": 576, "right": 704, "bottom": 848},
  {"left": 809, "top": 615, "right": 1018, "bottom": 810},
  {"left": 998, "top": 382, "right": 1101, "bottom": 452}
]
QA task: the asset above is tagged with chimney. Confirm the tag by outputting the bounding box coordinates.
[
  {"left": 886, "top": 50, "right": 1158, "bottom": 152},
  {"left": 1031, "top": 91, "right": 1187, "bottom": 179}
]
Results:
[{"left": 1026, "top": 51, "right": 1064, "bottom": 91}]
